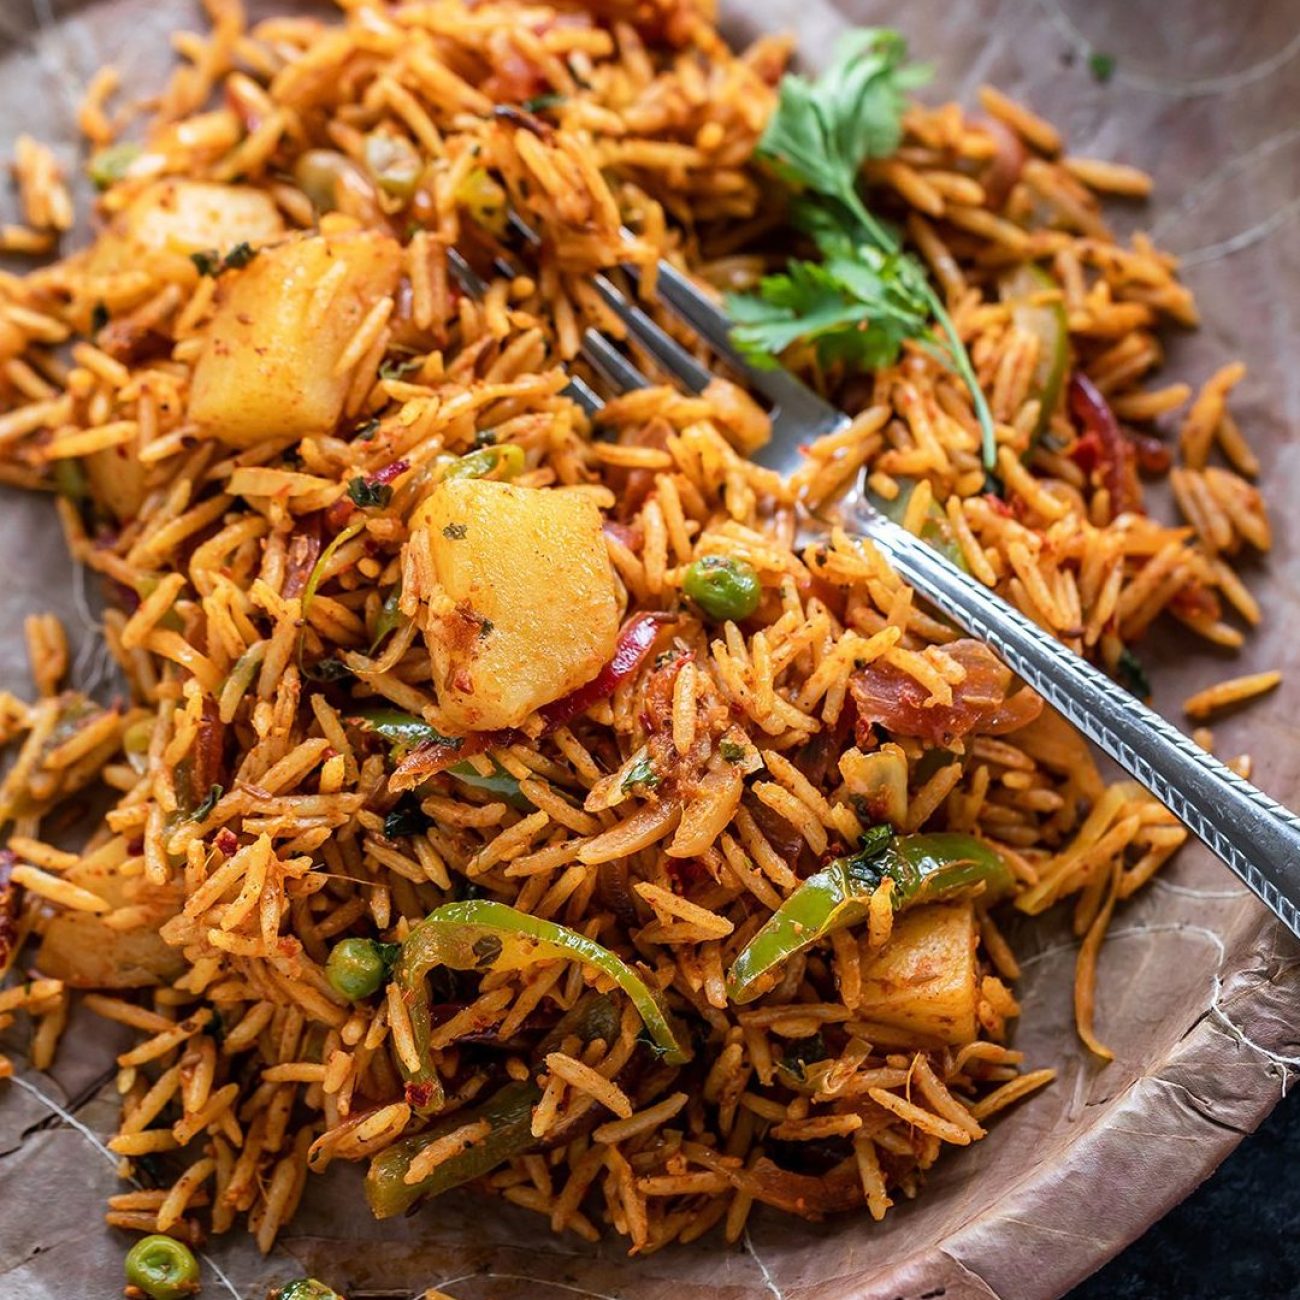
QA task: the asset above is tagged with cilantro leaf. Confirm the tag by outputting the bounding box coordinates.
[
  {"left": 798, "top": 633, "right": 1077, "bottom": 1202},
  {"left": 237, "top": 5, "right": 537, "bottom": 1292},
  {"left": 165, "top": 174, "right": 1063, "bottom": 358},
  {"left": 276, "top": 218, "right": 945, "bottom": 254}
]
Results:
[
  {"left": 732, "top": 27, "right": 998, "bottom": 469},
  {"left": 756, "top": 29, "right": 930, "bottom": 250}
]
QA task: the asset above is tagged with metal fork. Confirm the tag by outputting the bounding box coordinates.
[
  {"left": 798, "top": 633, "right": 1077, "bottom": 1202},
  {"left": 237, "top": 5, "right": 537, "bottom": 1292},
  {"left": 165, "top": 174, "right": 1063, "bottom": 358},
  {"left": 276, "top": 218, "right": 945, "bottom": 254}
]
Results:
[{"left": 446, "top": 241, "right": 1300, "bottom": 942}]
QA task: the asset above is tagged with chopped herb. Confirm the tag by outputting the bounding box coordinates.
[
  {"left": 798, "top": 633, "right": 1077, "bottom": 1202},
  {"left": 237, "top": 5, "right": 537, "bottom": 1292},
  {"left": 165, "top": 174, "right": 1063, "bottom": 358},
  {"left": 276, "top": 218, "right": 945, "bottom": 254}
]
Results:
[
  {"left": 91, "top": 301, "right": 109, "bottom": 333},
  {"left": 189, "top": 249, "right": 220, "bottom": 277},
  {"left": 471, "top": 932, "right": 504, "bottom": 969},
  {"left": 521, "top": 93, "right": 566, "bottom": 113},
  {"left": 476, "top": 616, "right": 494, "bottom": 638},
  {"left": 347, "top": 476, "right": 394, "bottom": 509},
  {"left": 192, "top": 243, "right": 260, "bottom": 276},
  {"left": 223, "top": 241, "right": 257, "bottom": 269},
  {"left": 353, "top": 417, "right": 381, "bottom": 441},
  {"left": 380, "top": 356, "right": 424, "bottom": 382},
  {"left": 191, "top": 783, "right": 224, "bottom": 822},
  {"left": 856, "top": 822, "right": 894, "bottom": 859},
  {"left": 1088, "top": 51, "right": 1116, "bottom": 83},
  {"left": 780, "top": 1031, "right": 827, "bottom": 1081},
  {"left": 473, "top": 427, "right": 498, "bottom": 448},
  {"left": 305, "top": 656, "right": 352, "bottom": 683},
  {"left": 621, "top": 755, "right": 661, "bottom": 792},
  {"left": 442, "top": 522, "right": 468, "bottom": 540},
  {"left": 725, "top": 29, "right": 997, "bottom": 468},
  {"left": 719, "top": 739, "right": 747, "bottom": 763},
  {"left": 384, "top": 795, "right": 432, "bottom": 839},
  {"left": 1117, "top": 646, "right": 1151, "bottom": 699}
]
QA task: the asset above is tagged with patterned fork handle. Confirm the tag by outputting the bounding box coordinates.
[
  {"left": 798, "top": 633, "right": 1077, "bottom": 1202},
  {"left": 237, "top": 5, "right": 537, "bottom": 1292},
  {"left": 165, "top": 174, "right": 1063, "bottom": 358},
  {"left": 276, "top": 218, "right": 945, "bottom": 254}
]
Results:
[{"left": 853, "top": 506, "right": 1300, "bottom": 939}]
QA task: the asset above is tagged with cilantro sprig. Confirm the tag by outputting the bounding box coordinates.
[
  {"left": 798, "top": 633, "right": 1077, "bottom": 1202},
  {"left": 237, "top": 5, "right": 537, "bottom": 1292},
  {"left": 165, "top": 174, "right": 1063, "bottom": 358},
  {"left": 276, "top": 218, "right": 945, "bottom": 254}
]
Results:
[{"left": 726, "top": 29, "right": 998, "bottom": 468}]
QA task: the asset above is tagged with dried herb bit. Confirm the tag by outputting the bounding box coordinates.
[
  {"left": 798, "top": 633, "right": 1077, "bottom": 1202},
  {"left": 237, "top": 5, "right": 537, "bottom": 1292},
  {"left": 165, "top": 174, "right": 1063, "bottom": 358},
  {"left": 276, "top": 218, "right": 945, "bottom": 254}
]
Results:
[
  {"left": 304, "top": 656, "right": 352, "bottom": 683},
  {"left": 191, "top": 783, "right": 224, "bottom": 822},
  {"left": 621, "top": 755, "right": 662, "bottom": 792},
  {"left": 91, "top": 301, "right": 110, "bottom": 333},
  {"left": 471, "top": 932, "right": 505, "bottom": 969},
  {"left": 1088, "top": 51, "right": 1116, "bottom": 83},
  {"left": 223, "top": 241, "right": 257, "bottom": 269},
  {"left": 780, "top": 1031, "right": 827, "bottom": 1081},
  {"left": 347, "top": 476, "right": 394, "bottom": 509},
  {"left": 189, "top": 249, "right": 221, "bottom": 277},
  {"left": 719, "top": 739, "right": 748, "bottom": 763},
  {"left": 521, "top": 93, "right": 566, "bottom": 113},
  {"left": 442, "top": 521, "right": 468, "bottom": 540},
  {"left": 1116, "top": 646, "right": 1151, "bottom": 699},
  {"left": 353, "top": 416, "right": 381, "bottom": 441},
  {"left": 189, "top": 243, "right": 259, "bottom": 277},
  {"left": 384, "top": 795, "right": 432, "bottom": 840}
]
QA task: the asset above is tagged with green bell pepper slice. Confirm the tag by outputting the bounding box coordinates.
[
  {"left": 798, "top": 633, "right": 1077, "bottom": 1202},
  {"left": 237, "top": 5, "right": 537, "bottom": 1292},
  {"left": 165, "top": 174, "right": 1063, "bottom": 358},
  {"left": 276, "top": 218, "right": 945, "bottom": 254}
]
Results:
[
  {"left": 395, "top": 900, "right": 690, "bottom": 1112},
  {"left": 366, "top": 994, "right": 621, "bottom": 1217},
  {"left": 726, "top": 830, "right": 1014, "bottom": 1004}
]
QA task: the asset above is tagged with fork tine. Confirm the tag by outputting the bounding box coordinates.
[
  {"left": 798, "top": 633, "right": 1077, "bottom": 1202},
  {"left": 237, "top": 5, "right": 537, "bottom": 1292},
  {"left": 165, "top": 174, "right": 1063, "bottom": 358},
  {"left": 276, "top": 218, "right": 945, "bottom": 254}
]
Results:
[
  {"left": 580, "top": 327, "right": 650, "bottom": 395},
  {"left": 447, "top": 247, "right": 606, "bottom": 417},
  {"left": 505, "top": 213, "right": 846, "bottom": 448},
  {"left": 644, "top": 253, "right": 847, "bottom": 457},
  {"left": 448, "top": 245, "right": 647, "bottom": 410},
  {"left": 447, "top": 246, "right": 488, "bottom": 299},
  {"left": 589, "top": 272, "right": 712, "bottom": 394}
]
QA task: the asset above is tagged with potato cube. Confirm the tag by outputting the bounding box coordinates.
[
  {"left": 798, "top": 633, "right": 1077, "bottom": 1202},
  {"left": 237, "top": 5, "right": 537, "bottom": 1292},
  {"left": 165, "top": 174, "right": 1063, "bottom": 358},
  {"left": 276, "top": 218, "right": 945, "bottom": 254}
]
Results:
[
  {"left": 417, "top": 478, "right": 621, "bottom": 731},
  {"left": 857, "top": 902, "right": 979, "bottom": 1045},
  {"left": 89, "top": 179, "right": 284, "bottom": 281},
  {"left": 187, "top": 230, "right": 401, "bottom": 447}
]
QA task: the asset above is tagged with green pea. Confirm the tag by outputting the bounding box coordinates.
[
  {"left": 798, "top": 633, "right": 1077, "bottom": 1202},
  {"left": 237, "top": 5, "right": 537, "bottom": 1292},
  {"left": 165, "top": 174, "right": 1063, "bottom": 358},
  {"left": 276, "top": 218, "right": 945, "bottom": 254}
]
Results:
[
  {"left": 364, "top": 132, "right": 423, "bottom": 200},
  {"left": 123, "top": 1234, "right": 200, "bottom": 1299},
  {"left": 441, "top": 443, "right": 525, "bottom": 482},
  {"left": 326, "top": 937, "right": 395, "bottom": 1001},
  {"left": 682, "top": 555, "right": 762, "bottom": 622},
  {"left": 277, "top": 1280, "right": 344, "bottom": 1300}
]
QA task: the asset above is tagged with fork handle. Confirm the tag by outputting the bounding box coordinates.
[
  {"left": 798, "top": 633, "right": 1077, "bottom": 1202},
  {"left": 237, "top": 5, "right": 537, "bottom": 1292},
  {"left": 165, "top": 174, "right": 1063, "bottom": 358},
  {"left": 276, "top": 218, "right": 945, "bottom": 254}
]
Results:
[{"left": 855, "top": 512, "right": 1300, "bottom": 939}]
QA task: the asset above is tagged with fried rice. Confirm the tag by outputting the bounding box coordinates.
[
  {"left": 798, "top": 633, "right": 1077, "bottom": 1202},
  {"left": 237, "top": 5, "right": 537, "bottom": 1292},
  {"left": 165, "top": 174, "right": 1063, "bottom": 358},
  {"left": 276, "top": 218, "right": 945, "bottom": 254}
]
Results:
[{"left": 0, "top": 0, "right": 1275, "bottom": 1274}]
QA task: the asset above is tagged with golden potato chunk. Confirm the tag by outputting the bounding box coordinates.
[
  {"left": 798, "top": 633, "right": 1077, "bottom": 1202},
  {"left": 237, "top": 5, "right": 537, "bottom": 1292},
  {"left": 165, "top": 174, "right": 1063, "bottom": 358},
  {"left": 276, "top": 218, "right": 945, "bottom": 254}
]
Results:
[
  {"left": 857, "top": 902, "right": 979, "bottom": 1045},
  {"left": 187, "top": 230, "right": 401, "bottom": 447},
  {"left": 88, "top": 179, "right": 284, "bottom": 281},
  {"left": 418, "top": 479, "right": 621, "bottom": 731}
]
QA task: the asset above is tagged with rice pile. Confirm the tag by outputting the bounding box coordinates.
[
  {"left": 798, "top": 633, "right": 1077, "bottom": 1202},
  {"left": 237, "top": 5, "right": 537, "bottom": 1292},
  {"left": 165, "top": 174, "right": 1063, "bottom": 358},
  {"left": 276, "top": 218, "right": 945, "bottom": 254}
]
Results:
[{"left": 0, "top": 0, "right": 1274, "bottom": 1268}]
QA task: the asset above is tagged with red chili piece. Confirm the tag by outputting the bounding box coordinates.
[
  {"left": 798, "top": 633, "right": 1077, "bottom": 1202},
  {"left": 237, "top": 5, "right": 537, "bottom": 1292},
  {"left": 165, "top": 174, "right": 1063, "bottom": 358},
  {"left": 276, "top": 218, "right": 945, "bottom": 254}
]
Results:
[
  {"left": 538, "top": 611, "right": 673, "bottom": 732},
  {"left": 1068, "top": 372, "right": 1140, "bottom": 515}
]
